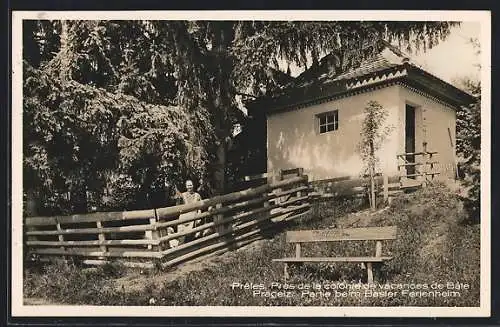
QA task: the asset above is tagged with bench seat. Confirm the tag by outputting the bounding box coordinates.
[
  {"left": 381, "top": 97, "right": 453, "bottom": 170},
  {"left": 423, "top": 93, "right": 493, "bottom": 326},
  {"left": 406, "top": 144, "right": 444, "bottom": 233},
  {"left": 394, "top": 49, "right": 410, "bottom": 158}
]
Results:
[
  {"left": 274, "top": 226, "right": 397, "bottom": 283},
  {"left": 273, "top": 256, "right": 393, "bottom": 263}
]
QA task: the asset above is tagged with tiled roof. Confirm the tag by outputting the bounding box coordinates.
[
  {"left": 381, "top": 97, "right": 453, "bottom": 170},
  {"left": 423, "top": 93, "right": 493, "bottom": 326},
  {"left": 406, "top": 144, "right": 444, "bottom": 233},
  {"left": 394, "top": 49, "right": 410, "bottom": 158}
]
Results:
[
  {"left": 332, "top": 48, "right": 408, "bottom": 81},
  {"left": 294, "top": 40, "right": 410, "bottom": 87},
  {"left": 247, "top": 40, "right": 475, "bottom": 114}
]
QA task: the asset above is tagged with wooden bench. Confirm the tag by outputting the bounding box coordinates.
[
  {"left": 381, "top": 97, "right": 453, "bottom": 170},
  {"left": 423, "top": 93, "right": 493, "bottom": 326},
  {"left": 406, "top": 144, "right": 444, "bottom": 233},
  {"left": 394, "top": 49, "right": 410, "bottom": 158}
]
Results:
[{"left": 273, "top": 226, "right": 397, "bottom": 283}]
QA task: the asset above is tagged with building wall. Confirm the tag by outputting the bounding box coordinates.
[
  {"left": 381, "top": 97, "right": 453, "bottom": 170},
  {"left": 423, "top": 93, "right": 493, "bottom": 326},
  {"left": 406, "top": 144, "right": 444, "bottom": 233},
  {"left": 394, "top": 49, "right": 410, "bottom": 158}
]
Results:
[
  {"left": 398, "top": 86, "right": 457, "bottom": 179},
  {"left": 266, "top": 84, "right": 458, "bottom": 182},
  {"left": 266, "top": 85, "right": 401, "bottom": 181}
]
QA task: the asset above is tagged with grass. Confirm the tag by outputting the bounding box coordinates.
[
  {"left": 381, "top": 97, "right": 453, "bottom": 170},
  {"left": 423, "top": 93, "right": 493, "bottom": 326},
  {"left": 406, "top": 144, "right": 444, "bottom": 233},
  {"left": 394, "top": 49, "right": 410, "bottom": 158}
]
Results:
[{"left": 24, "top": 183, "right": 480, "bottom": 306}]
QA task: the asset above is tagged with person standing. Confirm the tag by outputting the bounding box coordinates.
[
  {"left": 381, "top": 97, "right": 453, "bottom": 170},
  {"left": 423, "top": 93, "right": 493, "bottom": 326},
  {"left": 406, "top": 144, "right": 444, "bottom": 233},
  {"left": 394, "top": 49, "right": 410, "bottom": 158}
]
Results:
[
  {"left": 176, "top": 180, "right": 202, "bottom": 244},
  {"left": 166, "top": 179, "right": 202, "bottom": 247},
  {"left": 182, "top": 180, "right": 202, "bottom": 206}
]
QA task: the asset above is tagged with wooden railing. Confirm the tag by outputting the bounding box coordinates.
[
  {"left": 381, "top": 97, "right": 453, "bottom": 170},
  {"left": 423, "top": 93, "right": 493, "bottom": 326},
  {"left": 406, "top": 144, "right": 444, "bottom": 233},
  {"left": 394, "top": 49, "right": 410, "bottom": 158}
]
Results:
[
  {"left": 25, "top": 170, "right": 311, "bottom": 269},
  {"left": 397, "top": 151, "right": 440, "bottom": 183},
  {"left": 231, "top": 168, "right": 306, "bottom": 192}
]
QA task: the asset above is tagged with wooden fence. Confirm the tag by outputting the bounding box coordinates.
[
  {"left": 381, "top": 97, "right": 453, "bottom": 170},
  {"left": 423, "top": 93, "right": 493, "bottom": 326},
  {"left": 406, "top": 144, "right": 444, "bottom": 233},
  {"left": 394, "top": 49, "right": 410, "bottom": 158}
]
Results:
[
  {"left": 310, "top": 175, "right": 400, "bottom": 198},
  {"left": 397, "top": 151, "right": 441, "bottom": 181},
  {"left": 25, "top": 170, "right": 311, "bottom": 269}
]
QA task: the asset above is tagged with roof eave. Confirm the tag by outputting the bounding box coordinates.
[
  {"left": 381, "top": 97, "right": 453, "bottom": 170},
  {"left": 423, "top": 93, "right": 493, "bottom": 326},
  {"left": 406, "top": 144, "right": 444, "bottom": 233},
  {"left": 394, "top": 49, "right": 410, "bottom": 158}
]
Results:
[
  {"left": 249, "top": 66, "right": 409, "bottom": 114},
  {"left": 248, "top": 64, "right": 476, "bottom": 115},
  {"left": 405, "top": 64, "right": 476, "bottom": 107}
]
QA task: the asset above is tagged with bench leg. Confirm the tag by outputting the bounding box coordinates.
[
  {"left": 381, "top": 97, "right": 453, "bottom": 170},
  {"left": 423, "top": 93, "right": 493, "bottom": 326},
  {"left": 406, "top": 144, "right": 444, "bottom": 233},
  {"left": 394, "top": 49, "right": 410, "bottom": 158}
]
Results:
[
  {"left": 366, "top": 262, "right": 374, "bottom": 284},
  {"left": 284, "top": 263, "right": 289, "bottom": 280}
]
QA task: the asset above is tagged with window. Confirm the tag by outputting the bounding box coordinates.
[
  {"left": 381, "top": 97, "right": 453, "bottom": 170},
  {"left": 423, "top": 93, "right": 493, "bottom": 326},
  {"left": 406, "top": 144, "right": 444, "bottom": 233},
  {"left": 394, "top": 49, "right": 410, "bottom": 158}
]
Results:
[{"left": 317, "top": 110, "right": 339, "bottom": 134}]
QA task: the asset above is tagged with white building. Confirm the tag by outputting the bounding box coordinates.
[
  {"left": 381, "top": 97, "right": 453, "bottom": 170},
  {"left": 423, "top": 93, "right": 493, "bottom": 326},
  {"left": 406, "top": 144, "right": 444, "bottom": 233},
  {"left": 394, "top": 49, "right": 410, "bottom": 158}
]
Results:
[{"left": 247, "top": 40, "right": 475, "bottom": 184}]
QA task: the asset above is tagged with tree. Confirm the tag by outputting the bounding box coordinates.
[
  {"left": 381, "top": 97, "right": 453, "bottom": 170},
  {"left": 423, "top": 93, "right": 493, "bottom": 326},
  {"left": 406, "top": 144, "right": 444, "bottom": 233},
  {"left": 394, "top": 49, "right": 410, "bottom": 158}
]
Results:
[
  {"left": 24, "top": 20, "right": 214, "bottom": 214},
  {"left": 456, "top": 78, "right": 480, "bottom": 222},
  {"left": 451, "top": 37, "right": 480, "bottom": 223},
  {"left": 159, "top": 21, "right": 458, "bottom": 194},
  {"left": 23, "top": 20, "right": 458, "bottom": 214},
  {"left": 358, "top": 101, "right": 393, "bottom": 210},
  {"left": 24, "top": 61, "right": 212, "bottom": 213}
]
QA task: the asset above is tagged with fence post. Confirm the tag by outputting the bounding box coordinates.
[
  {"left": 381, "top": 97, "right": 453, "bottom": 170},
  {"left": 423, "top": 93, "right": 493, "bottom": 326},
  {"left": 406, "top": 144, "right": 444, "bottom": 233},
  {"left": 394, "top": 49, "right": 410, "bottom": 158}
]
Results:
[
  {"left": 260, "top": 193, "right": 271, "bottom": 231},
  {"left": 273, "top": 169, "right": 283, "bottom": 205},
  {"left": 146, "top": 214, "right": 160, "bottom": 251},
  {"left": 153, "top": 209, "right": 163, "bottom": 252},
  {"left": 422, "top": 151, "right": 428, "bottom": 187},
  {"left": 215, "top": 202, "right": 224, "bottom": 235},
  {"left": 55, "top": 219, "right": 66, "bottom": 260},
  {"left": 96, "top": 220, "right": 107, "bottom": 256},
  {"left": 296, "top": 169, "right": 304, "bottom": 191}
]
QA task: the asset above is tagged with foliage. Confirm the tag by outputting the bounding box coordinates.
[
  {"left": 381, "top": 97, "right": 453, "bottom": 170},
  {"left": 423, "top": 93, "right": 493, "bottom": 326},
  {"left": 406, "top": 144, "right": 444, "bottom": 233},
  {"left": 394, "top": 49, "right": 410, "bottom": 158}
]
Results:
[
  {"left": 23, "top": 20, "right": 459, "bottom": 213},
  {"left": 357, "top": 101, "right": 393, "bottom": 208},
  {"left": 455, "top": 78, "right": 481, "bottom": 222},
  {"left": 231, "top": 21, "right": 458, "bottom": 96},
  {"left": 358, "top": 101, "right": 393, "bottom": 175},
  {"left": 450, "top": 37, "right": 481, "bottom": 222},
  {"left": 23, "top": 60, "right": 213, "bottom": 213}
]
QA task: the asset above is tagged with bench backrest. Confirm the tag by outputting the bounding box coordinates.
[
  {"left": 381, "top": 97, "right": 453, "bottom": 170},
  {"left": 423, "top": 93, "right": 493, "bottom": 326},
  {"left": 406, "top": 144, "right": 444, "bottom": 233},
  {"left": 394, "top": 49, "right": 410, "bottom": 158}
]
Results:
[{"left": 286, "top": 226, "right": 397, "bottom": 243}]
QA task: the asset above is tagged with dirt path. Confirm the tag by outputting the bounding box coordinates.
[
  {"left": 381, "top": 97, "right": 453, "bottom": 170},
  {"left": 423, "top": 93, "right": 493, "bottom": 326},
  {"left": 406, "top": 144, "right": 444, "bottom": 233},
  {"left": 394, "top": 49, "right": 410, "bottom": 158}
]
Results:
[{"left": 112, "top": 238, "right": 270, "bottom": 293}]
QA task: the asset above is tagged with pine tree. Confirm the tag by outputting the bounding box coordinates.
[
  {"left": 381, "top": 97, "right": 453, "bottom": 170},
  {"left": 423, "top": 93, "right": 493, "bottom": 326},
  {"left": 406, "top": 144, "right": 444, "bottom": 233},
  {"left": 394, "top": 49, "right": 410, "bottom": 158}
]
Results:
[{"left": 23, "top": 20, "right": 458, "bottom": 214}]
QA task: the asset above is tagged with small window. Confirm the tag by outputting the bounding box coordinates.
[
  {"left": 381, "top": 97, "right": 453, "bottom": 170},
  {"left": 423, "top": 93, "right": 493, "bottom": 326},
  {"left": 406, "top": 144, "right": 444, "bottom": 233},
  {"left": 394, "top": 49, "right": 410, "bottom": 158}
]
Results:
[{"left": 317, "top": 110, "right": 339, "bottom": 134}]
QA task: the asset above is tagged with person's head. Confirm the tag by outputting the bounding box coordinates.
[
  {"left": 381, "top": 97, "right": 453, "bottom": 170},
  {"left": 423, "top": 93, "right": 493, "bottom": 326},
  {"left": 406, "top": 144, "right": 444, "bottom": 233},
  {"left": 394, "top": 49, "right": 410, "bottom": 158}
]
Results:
[{"left": 185, "top": 179, "right": 194, "bottom": 193}]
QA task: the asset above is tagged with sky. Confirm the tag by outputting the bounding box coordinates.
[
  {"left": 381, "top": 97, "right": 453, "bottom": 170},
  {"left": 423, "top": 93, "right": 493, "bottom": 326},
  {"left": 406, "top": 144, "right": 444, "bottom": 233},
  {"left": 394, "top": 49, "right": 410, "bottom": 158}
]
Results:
[{"left": 411, "top": 22, "right": 480, "bottom": 85}]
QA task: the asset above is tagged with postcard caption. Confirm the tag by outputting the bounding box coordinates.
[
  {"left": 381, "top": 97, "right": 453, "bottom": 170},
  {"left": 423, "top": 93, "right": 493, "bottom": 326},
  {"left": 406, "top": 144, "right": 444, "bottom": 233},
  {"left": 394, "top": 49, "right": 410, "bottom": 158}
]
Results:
[{"left": 229, "top": 282, "right": 470, "bottom": 299}]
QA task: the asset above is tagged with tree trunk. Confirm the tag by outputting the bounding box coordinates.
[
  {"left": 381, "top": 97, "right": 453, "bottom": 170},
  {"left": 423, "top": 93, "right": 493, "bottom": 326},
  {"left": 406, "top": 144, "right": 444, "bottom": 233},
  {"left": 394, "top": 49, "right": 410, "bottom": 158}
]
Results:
[
  {"left": 25, "top": 189, "right": 38, "bottom": 216},
  {"left": 213, "top": 141, "right": 227, "bottom": 195},
  {"left": 369, "top": 140, "right": 376, "bottom": 210},
  {"left": 59, "top": 20, "right": 71, "bottom": 83},
  {"left": 210, "top": 22, "right": 235, "bottom": 195},
  {"left": 370, "top": 165, "right": 376, "bottom": 210},
  {"left": 23, "top": 21, "right": 41, "bottom": 68},
  {"left": 71, "top": 184, "right": 88, "bottom": 214}
]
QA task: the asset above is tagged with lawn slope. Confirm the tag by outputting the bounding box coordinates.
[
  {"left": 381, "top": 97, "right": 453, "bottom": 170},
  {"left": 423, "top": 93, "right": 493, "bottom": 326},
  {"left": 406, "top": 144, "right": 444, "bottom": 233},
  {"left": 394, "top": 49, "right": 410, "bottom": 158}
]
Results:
[{"left": 24, "top": 183, "right": 480, "bottom": 306}]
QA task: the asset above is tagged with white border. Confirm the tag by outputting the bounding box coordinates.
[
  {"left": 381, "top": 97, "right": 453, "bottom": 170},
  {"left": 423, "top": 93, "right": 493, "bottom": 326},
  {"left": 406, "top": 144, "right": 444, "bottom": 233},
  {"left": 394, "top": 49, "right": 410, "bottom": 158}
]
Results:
[{"left": 11, "top": 10, "right": 491, "bottom": 318}]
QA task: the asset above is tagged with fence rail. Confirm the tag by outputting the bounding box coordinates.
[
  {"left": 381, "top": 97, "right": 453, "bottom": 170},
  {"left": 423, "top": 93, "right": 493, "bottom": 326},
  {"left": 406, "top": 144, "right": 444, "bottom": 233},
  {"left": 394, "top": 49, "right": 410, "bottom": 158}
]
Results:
[
  {"left": 397, "top": 151, "right": 441, "bottom": 182},
  {"left": 25, "top": 169, "right": 311, "bottom": 269}
]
